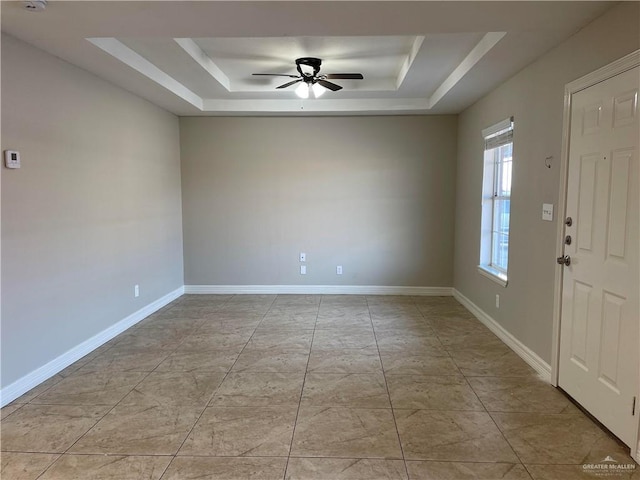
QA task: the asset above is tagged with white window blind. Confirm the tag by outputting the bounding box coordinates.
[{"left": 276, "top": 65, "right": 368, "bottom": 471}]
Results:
[{"left": 478, "top": 117, "right": 514, "bottom": 286}]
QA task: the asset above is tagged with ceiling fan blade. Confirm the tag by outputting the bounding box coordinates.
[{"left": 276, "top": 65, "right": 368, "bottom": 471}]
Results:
[
  {"left": 252, "top": 73, "right": 300, "bottom": 78},
  {"left": 317, "top": 79, "right": 342, "bottom": 91},
  {"left": 325, "top": 73, "right": 364, "bottom": 80},
  {"left": 276, "top": 79, "right": 303, "bottom": 89}
]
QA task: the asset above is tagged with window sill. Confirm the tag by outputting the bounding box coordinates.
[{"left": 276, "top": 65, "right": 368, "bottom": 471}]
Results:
[{"left": 477, "top": 265, "right": 508, "bottom": 287}]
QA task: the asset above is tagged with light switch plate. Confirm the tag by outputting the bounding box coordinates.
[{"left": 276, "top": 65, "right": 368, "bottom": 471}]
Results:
[
  {"left": 4, "top": 150, "right": 20, "bottom": 169},
  {"left": 542, "top": 203, "right": 554, "bottom": 221}
]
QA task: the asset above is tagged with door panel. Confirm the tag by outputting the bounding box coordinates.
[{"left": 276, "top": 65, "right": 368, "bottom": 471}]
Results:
[{"left": 559, "top": 66, "right": 639, "bottom": 447}]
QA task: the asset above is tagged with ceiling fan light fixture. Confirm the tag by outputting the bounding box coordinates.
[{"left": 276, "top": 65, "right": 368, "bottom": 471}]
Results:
[
  {"left": 312, "top": 83, "right": 326, "bottom": 98},
  {"left": 295, "top": 82, "right": 310, "bottom": 99}
]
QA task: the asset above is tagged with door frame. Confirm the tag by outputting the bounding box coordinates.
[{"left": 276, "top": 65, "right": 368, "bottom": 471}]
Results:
[{"left": 550, "top": 49, "right": 640, "bottom": 461}]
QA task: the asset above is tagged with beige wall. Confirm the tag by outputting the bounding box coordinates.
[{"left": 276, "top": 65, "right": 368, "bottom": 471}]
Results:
[
  {"left": 1, "top": 35, "right": 184, "bottom": 387},
  {"left": 453, "top": 2, "right": 640, "bottom": 364},
  {"left": 180, "top": 116, "right": 457, "bottom": 287}
]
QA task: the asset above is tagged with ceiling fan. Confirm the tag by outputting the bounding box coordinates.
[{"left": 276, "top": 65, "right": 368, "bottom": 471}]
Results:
[{"left": 252, "top": 57, "right": 364, "bottom": 98}]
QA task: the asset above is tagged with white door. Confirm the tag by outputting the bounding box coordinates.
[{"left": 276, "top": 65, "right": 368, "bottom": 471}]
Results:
[{"left": 559, "top": 66, "right": 639, "bottom": 447}]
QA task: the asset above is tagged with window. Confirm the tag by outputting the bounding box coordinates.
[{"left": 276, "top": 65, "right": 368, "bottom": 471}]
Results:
[{"left": 479, "top": 117, "right": 513, "bottom": 286}]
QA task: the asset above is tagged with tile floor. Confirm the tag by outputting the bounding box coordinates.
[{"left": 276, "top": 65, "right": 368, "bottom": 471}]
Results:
[{"left": 1, "top": 294, "right": 637, "bottom": 479}]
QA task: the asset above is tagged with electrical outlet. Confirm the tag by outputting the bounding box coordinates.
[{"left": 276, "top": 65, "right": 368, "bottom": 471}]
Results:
[
  {"left": 134, "top": 285, "right": 140, "bottom": 298},
  {"left": 336, "top": 265, "right": 343, "bottom": 275},
  {"left": 495, "top": 294, "right": 500, "bottom": 308},
  {"left": 299, "top": 252, "right": 306, "bottom": 262},
  {"left": 542, "top": 203, "right": 554, "bottom": 221},
  {"left": 300, "top": 265, "right": 307, "bottom": 275}
]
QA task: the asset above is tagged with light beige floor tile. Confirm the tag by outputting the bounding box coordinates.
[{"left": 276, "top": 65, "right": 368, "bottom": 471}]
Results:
[
  {"left": 301, "top": 373, "right": 390, "bottom": 408},
  {"left": 163, "top": 456, "right": 288, "bottom": 480},
  {"left": 69, "top": 405, "right": 201, "bottom": 455},
  {"left": 381, "top": 354, "right": 460, "bottom": 376},
  {"left": 406, "top": 461, "right": 532, "bottom": 479},
  {"left": 394, "top": 409, "right": 519, "bottom": 462},
  {"left": 258, "top": 317, "right": 317, "bottom": 330},
  {"left": 312, "top": 329, "right": 377, "bottom": 349},
  {"left": 232, "top": 350, "right": 309, "bottom": 373},
  {"left": 316, "top": 306, "right": 370, "bottom": 317},
  {"left": 155, "top": 350, "right": 238, "bottom": 372},
  {"left": 320, "top": 295, "right": 368, "bottom": 306},
  {"left": 468, "top": 376, "right": 579, "bottom": 413},
  {"left": 1, "top": 404, "right": 109, "bottom": 453},
  {"left": 429, "top": 318, "right": 489, "bottom": 337},
  {"left": 39, "top": 454, "right": 171, "bottom": 480},
  {"left": 411, "top": 296, "right": 459, "bottom": 306},
  {"left": 30, "top": 371, "right": 147, "bottom": 406},
  {"left": 211, "top": 372, "right": 304, "bottom": 406},
  {"left": 490, "top": 412, "right": 635, "bottom": 465},
  {"left": 179, "top": 406, "right": 297, "bottom": 456},
  {"left": 372, "top": 322, "right": 435, "bottom": 336},
  {"left": 0, "top": 452, "right": 59, "bottom": 480},
  {"left": 449, "top": 345, "right": 536, "bottom": 377},
  {"left": 286, "top": 458, "right": 407, "bottom": 479},
  {"left": 315, "top": 308, "right": 371, "bottom": 329},
  {"left": 387, "top": 375, "right": 484, "bottom": 410},
  {"left": 196, "top": 319, "right": 261, "bottom": 333},
  {"left": 526, "top": 463, "right": 639, "bottom": 479},
  {"left": 375, "top": 335, "right": 447, "bottom": 356},
  {"left": 120, "top": 371, "right": 225, "bottom": 407},
  {"left": 307, "top": 349, "right": 383, "bottom": 374},
  {"left": 418, "top": 303, "right": 474, "bottom": 317},
  {"left": 263, "top": 307, "right": 318, "bottom": 320},
  {"left": 112, "top": 331, "right": 180, "bottom": 351},
  {"left": 1, "top": 403, "right": 24, "bottom": 420},
  {"left": 136, "top": 322, "right": 200, "bottom": 338},
  {"left": 246, "top": 332, "right": 313, "bottom": 352},
  {"left": 291, "top": 406, "right": 402, "bottom": 459},
  {"left": 370, "top": 314, "right": 425, "bottom": 327},
  {"left": 180, "top": 332, "right": 252, "bottom": 351},
  {"left": 366, "top": 295, "right": 416, "bottom": 305},
  {"left": 274, "top": 295, "right": 321, "bottom": 306},
  {"left": 252, "top": 325, "right": 315, "bottom": 336},
  {"left": 77, "top": 349, "right": 171, "bottom": 373},
  {"left": 373, "top": 328, "right": 437, "bottom": 340}
]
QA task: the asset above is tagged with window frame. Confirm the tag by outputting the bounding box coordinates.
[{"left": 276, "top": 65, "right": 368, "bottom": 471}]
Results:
[{"left": 478, "top": 117, "right": 514, "bottom": 287}]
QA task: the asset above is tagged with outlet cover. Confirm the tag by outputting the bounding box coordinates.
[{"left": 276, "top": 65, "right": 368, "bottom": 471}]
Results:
[
  {"left": 336, "top": 265, "right": 343, "bottom": 275},
  {"left": 542, "top": 203, "right": 554, "bottom": 221},
  {"left": 299, "top": 252, "right": 306, "bottom": 262},
  {"left": 300, "top": 265, "right": 307, "bottom": 275}
]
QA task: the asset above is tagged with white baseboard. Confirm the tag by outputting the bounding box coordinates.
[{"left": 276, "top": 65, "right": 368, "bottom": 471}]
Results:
[
  {"left": 453, "top": 288, "right": 552, "bottom": 382},
  {"left": 184, "top": 285, "right": 453, "bottom": 296},
  {"left": 0, "top": 286, "right": 184, "bottom": 407}
]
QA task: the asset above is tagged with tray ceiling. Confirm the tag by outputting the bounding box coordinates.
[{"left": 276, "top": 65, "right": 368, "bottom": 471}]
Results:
[{"left": 1, "top": 1, "right": 614, "bottom": 116}]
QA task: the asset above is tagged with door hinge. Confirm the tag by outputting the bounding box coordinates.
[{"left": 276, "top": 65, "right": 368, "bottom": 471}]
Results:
[{"left": 633, "top": 396, "right": 637, "bottom": 416}]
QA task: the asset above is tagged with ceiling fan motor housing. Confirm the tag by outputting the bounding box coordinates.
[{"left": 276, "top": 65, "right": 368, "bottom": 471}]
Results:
[{"left": 296, "top": 57, "right": 322, "bottom": 78}]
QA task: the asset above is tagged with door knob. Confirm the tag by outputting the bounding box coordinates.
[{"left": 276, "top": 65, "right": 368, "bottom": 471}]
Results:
[{"left": 556, "top": 255, "right": 571, "bottom": 266}]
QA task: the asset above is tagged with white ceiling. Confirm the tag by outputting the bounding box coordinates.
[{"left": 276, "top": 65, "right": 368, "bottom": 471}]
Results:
[{"left": 1, "top": 1, "right": 614, "bottom": 116}]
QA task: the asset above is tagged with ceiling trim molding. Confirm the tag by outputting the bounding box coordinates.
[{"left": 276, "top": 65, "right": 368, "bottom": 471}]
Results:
[
  {"left": 87, "top": 37, "right": 203, "bottom": 109},
  {"left": 396, "top": 35, "right": 425, "bottom": 89},
  {"left": 427, "top": 31, "right": 506, "bottom": 108},
  {"left": 201, "top": 97, "right": 431, "bottom": 114},
  {"left": 174, "top": 38, "right": 231, "bottom": 91}
]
